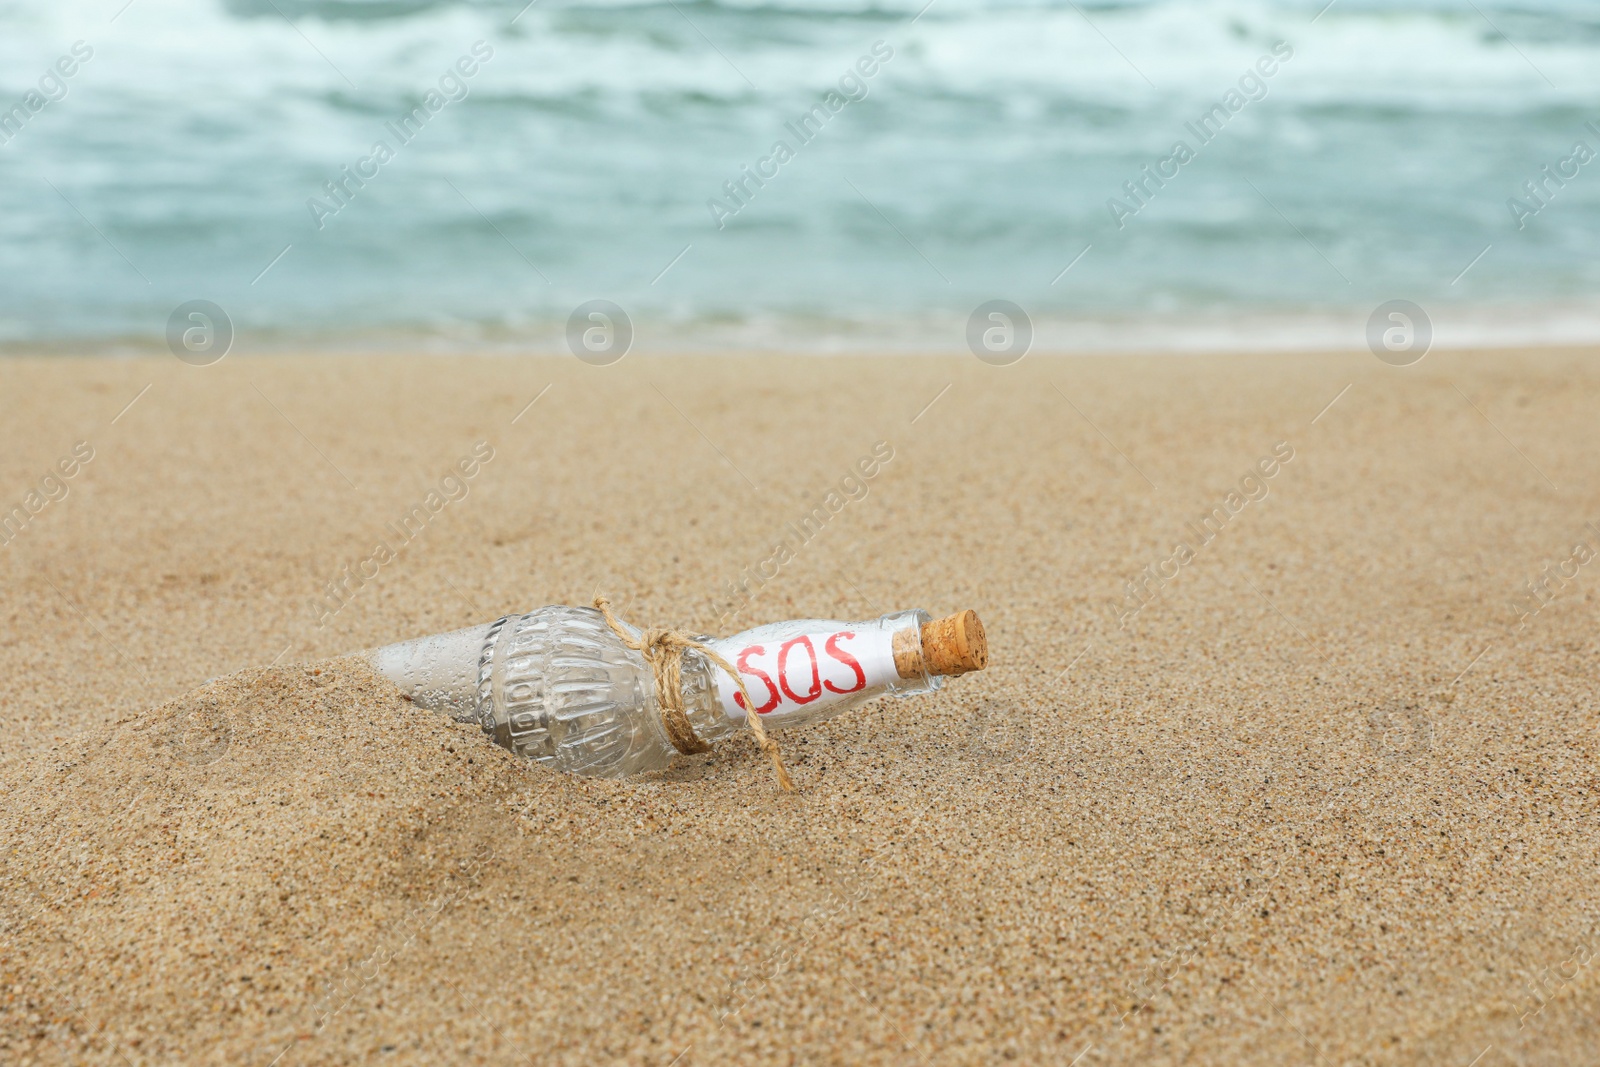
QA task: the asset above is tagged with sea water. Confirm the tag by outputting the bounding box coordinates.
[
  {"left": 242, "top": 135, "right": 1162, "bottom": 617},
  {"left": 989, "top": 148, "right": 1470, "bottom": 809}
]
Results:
[{"left": 1, "top": 0, "right": 1597, "bottom": 352}]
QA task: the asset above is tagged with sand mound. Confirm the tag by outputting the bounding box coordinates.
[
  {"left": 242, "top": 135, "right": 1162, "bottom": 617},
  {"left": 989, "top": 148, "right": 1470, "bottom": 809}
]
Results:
[
  {"left": 0, "top": 658, "right": 927, "bottom": 1066},
  {"left": 0, "top": 659, "right": 529, "bottom": 1063}
]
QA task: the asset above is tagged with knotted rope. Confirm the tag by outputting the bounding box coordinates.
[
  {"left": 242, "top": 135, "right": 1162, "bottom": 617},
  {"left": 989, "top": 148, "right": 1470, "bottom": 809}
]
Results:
[{"left": 593, "top": 595, "right": 794, "bottom": 792}]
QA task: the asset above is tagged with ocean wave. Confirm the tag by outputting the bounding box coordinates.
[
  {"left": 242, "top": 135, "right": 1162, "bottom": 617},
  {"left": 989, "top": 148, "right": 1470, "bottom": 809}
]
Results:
[{"left": 0, "top": 0, "right": 1596, "bottom": 346}]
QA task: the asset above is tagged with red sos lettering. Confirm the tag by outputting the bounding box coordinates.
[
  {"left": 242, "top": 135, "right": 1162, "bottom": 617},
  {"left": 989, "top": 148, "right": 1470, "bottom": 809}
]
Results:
[
  {"left": 733, "top": 645, "right": 780, "bottom": 715},
  {"left": 735, "top": 632, "right": 868, "bottom": 713},
  {"left": 778, "top": 635, "right": 823, "bottom": 705},
  {"left": 823, "top": 631, "right": 866, "bottom": 694}
]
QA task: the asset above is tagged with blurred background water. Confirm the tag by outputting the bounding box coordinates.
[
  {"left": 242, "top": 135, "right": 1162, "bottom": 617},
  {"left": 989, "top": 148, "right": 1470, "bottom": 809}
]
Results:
[{"left": 1, "top": 0, "right": 1597, "bottom": 352}]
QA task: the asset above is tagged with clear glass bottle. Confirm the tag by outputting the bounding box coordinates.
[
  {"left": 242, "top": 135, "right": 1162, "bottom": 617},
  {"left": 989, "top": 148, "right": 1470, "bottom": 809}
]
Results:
[{"left": 369, "top": 604, "right": 987, "bottom": 779}]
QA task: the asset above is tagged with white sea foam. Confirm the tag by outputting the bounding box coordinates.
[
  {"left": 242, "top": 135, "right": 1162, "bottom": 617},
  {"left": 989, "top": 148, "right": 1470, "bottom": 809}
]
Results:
[{"left": 0, "top": 0, "right": 1596, "bottom": 347}]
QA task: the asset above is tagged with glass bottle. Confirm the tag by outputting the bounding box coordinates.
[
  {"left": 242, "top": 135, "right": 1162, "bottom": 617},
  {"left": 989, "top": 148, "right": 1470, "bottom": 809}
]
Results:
[{"left": 369, "top": 603, "right": 987, "bottom": 779}]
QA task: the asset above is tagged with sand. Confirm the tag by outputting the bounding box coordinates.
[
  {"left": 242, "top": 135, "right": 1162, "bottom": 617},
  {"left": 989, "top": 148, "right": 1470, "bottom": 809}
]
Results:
[{"left": 1, "top": 349, "right": 1598, "bottom": 1066}]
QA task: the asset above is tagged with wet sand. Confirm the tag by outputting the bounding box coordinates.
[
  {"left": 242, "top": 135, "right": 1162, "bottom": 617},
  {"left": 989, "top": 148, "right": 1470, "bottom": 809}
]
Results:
[{"left": 2, "top": 349, "right": 1598, "bottom": 1065}]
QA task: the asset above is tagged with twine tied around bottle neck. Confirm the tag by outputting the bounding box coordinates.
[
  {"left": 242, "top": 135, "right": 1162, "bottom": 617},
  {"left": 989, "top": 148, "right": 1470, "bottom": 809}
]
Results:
[{"left": 593, "top": 595, "right": 794, "bottom": 792}]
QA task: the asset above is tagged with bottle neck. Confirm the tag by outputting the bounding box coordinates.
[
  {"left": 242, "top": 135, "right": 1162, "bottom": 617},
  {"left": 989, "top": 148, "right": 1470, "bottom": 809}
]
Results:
[
  {"left": 678, "top": 652, "right": 740, "bottom": 744},
  {"left": 682, "top": 610, "right": 941, "bottom": 736}
]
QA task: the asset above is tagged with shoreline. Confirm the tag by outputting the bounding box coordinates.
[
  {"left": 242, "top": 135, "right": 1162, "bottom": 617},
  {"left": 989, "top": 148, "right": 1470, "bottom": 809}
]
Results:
[{"left": 8, "top": 299, "right": 1600, "bottom": 361}]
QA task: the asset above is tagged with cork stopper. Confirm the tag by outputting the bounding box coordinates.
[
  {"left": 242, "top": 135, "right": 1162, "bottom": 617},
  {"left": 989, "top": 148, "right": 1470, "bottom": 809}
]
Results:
[{"left": 892, "top": 610, "right": 988, "bottom": 679}]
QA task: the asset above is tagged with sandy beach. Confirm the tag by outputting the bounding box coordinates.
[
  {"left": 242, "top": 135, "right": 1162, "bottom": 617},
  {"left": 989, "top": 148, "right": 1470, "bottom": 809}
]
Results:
[{"left": 2, "top": 349, "right": 1598, "bottom": 1066}]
